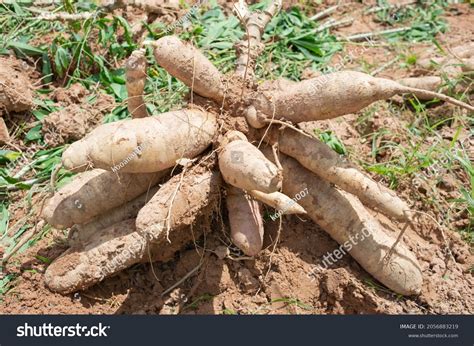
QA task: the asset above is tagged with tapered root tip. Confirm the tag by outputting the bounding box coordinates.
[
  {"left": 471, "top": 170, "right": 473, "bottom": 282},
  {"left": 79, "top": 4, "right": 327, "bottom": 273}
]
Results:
[{"left": 231, "top": 233, "right": 262, "bottom": 257}]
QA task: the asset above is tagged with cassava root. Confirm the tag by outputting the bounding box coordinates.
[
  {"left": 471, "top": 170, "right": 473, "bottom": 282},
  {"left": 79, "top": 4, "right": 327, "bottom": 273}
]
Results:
[
  {"left": 45, "top": 168, "right": 220, "bottom": 293},
  {"left": 42, "top": 169, "right": 167, "bottom": 229},
  {"left": 226, "top": 185, "right": 264, "bottom": 256},
  {"left": 249, "top": 71, "right": 473, "bottom": 127},
  {"left": 62, "top": 109, "right": 218, "bottom": 173},
  {"left": 39, "top": 3, "right": 469, "bottom": 298},
  {"left": 263, "top": 127, "right": 412, "bottom": 221},
  {"left": 218, "top": 131, "right": 282, "bottom": 193},
  {"left": 264, "top": 150, "right": 422, "bottom": 296}
]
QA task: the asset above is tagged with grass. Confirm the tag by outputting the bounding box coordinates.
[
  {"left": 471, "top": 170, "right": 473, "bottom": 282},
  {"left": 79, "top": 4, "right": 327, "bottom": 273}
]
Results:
[
  {"left": 371, "top": 0, "right": 448, "bottom": 42},
  {"left": 315, "top": 129, "right": 347, "bottom": 156},
  {"left": 357, "top": 100, "right": 473, "bottom": 243},
  {"left": 0, "top": 0, "right": 471, "bottom": 301}
]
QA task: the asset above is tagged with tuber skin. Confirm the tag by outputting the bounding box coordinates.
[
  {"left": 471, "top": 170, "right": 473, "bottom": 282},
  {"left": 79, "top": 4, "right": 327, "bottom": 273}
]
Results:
[
  {"left": 62, "top": 109, "right": 218, "bottom": 173},
  {"left": 226, "top": 185, "right": 264, "bottom": 256},
  {"left": 248, "top": 190, "right": 306, "bottom": 215},
  {"left": 264, "top": 127, "right": 411, "bottom": 221},
  {"left": 136, "top": 167, "right": 221, "bottom": 242},
  {"left": 397, "top": 76, "right": 443, "bottom": 98},
  {"left": 125, "top": 49, "right": 149, "bottom": 118},
  {"left": 42, "top": 1, "right": 467, "bottom": 298},
  {"left": 250, "top": 71, "right": 473, "bottom": 127},
  {"left": 152, "top": 36, "right": 225, "bottom": 103},
  {"left": 68, "top": 186, "right": 160, "bottom": 247},
  {"left": 418, "top": 43, "right": 474, "bottom": 70},
  {"left": 218, "top": 131, "right": 282, "bottom": 193},
  {"left": 45, "top": 219, "right": 148, "bottom": 293},
  {"left": 399, "top": 58, "right": 474, "bottom": 100},
  {"left": 42, "top": 169, "right": 166, "bottom": 229},
  {"left": 45, "top": 168, "right": 221, "bottom": 294},
  {"left": 450, "top": 42, "right": 474, "bottom": 59},
  {"left": 266, "top": 151, "right": 422, "bottom": 296},
  {"left": 461, "top": 58, "right": 474, "bottom": 73}
]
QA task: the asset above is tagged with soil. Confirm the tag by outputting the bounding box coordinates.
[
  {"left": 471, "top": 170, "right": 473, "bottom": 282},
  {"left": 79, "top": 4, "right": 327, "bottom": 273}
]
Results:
[
  {"left": 0, "top": 57, "right": 34, "bottom": 114},
  {"left": 1, "top": 206, "right": 472, "bottom": 314},
  {"left": 0, "top": 1, "right": 473, "bottom": 315},
  {"left": 41, "top": 84, "right": 115, "bottom": 146}
]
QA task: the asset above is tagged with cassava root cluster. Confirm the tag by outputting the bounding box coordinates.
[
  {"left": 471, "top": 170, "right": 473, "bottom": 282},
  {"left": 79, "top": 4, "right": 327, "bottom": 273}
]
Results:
[{"left": 40, "top": 0, "right": 474, "bottom": 297}]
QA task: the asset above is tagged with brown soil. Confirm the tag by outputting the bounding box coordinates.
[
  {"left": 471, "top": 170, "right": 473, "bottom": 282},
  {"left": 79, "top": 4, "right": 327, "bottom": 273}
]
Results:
[
  {"left": 1, "top": 204, "right": 472, "bottom": 314},
  {"left": 41, "top": 84, "right": 115, "bottom": 146},
  {"left": 0, "top": 56, "right": 34, "bottom": 114},
  {"left": 1, "top": 2, "right": 473, "bottom": 315}
]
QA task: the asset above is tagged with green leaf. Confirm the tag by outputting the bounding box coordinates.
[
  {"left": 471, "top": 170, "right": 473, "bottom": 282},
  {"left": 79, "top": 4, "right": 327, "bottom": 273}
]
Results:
[
  {"left": 35, "top": 255, "right": 52, "bottom": 264},
  {"left": 8, "top": 41, "right": 44, "bottom": 57},
  {"left": 110, "top": 83, "right": 127, "bottom": 101},
  {"left": 25, "top": 124, "right": 42, "bottom": 142},
  {"left": 0, "top": 150, "right": 21, "bottom": 163},
  {"left": 292, "top": 38, "right": 324, "bottom": 57},
  {"left": 0, "top": 204, "right": 9, "bottom": 236},
  {"left": 0, "top": 274, "right": 16, "bottom": 296},
  {"left": 31, "top": 109, "right": 50, "bottom": 121},
  {"left": 209, "top": 41, "right": 233, "bottom": 49},
  {"left": 41, "top": 54, "right": 53, "bottom": 84},
  {"left": 54, "top": 47, "right": 71, "bottom": 78},
  {"left": 11, "top": 1, "right": 25, "bottom": 15},
  {"left": 317, "top": 130, "right": 347, "bottom": 155}
]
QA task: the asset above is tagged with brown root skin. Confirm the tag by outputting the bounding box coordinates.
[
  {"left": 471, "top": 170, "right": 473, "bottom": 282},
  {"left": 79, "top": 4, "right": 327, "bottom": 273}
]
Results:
[
  {"left": 152, "top": 36, "right": 225, "bottom": 103},
  {"left": 397, "top": 76, "right": 443, "bottom": 98},
  {"left": 252, "top": 71, "right": 402, "bottom": 123},
  {"left": 244, "top": 106, "right": 267, "bottom": 129},
  {"left": 42, "top": 169, "right": 165, "bottom": 229},
  {"left": 46, "top": 168, "right": 220, "bottom": 294},
  {"left": 218, "top": 131, "right": 282, "bottom": 193},
  {"left": 136, "top": 167, "right": 221, "bottom": 242},
  {"left": 45, "top": 219, "right": 147, "bottom": 293},
  {"left": 418, "top": 43, "right": 474, "bottom": 70},
  {"left": 62, "top": 109, "right": 218, "bottom": 173},
  {"left": 398, "top": 60, "right": 474, "bottom": 101},
  {"left": 226, "top": 186, "right": 264, "bottom": 256},
  {"left": 251, "top": 71, "right": 473, "bottom": 124},
  {"left": 233, "top": 0, "right": 282, "bottom": 79},
  {"left": 68, "top": 185, "right": 160, "bottom": 247},
  {"left": 46, "top": 215, "right": 212, "bottom": 294},
  {"left": 248, "top": 190, "right": 306, "bottom": 215},
  {"left": 126, "top": 49, "right": 148, "bottom": 118},
  {"left": 450, "top": 42, "right": 474, "bottom": 59},
  {"left": 265, "top": 151, "right": 422, "bottom": 296},
  {"left": 264, "top": 127, "right": 411, "bottom": 221}
]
